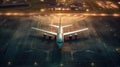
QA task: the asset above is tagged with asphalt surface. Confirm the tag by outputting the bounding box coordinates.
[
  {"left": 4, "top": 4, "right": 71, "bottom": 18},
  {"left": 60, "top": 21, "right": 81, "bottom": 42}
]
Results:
[{"left": 0, "top": 14, "right": 120, "bottom": 67}]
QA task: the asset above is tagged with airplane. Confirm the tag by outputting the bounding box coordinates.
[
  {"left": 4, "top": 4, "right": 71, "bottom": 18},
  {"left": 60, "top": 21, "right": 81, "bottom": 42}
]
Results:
[{"left": 31, "top": 17, "right": 88, "bottom": 48}]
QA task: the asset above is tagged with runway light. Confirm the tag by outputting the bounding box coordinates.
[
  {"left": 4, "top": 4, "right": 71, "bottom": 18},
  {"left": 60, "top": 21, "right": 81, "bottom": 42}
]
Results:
[
  {"left": 8, "top": 61, "right": 12, "bottom": 65},
  {"left": 55, "top": 8, "right": 62, "bottom": 11},
  {"left": 66, "top": 14, "right": 71, "bottom": 16},
  {"left": 40, "top": 9, "right": 45, "bottom": 12},
  {"left": 13, "top": 13, "right": 18, "bottom": 16},
  {"left": 56, "top": 13, "right": 64, "bottom": 17},
  {"left": 92, "top": 14, "right": 97, "bottom": 16},
  {"left": 40, "top": 0, "right": 44, "bottom": 2},
  {"left": 66, "top": 8, "right": 70, "bottom": 10},
  {"left": 34, "top": 62, "right": 38, "bottom": 66},
  {"left": 5, "top": 13, "right": 12, "bottom": 16},
  {"left": 19, "top": 13, "right": 25, "bottom": 16},
  {"left": 75, "top": 8, "right": 79, "bottom": 10},
  {"left": 100, "top": 13, "right": 106, "bottom": 16},
  {"left": 0, "top": 13, "right": 2, "bottom": 15},
  {"left": 86, "top": 9, "right": 89, "bottom": 12},
  {"left": 60, "top": 63, "right": 64, "bottom": 67},
  {"left": 115, "top": 48, "right": 120, "bottom": 53},
  {"left": 29, "top": 13, "right": 36, "bottom": 16},
  {"left": 116, "top": 48, "right": 119, "bottom": 51},
  {"left": 1, "top": 12, "right": 120, "bottom": 17},
  {"left": 91, "top": 62, "right": 95, "bottom": 67},
  {"left": 83, "top": 13, "right": 89, "bottom": 16},
  {"left": 73, "top": 14, "right": 77, "bottom": 16},
  {"left": 118, "top": 2, "right": 120, "bottom": 4},
  {"left": 113, "top": 13, "right": 119, "bottom": 16}
]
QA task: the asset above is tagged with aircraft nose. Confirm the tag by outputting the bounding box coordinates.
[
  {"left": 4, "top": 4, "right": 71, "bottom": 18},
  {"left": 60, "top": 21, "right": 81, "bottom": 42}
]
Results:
[{"left": 57, "top": 42, "right": 63, "bottom": 48}]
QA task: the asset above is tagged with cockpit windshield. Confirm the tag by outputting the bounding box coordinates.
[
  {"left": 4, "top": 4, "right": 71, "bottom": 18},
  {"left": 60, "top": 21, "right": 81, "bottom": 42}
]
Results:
[{"left": 58, "top": 41, "right": 63, "bottom": 43}]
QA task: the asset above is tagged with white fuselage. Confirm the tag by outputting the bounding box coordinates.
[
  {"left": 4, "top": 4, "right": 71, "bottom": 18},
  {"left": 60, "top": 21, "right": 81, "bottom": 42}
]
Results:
[{"left": 56, "top": 25, "right": 64, "bottom": 47}]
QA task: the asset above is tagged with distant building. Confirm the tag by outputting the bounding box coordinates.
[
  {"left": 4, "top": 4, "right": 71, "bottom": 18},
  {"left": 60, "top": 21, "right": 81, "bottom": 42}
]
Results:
[
  {"left": 44, "top": 0, "right": 56, "bottom": 5},
  {"left": 56, "top": 0, "right": 74, "bottom": 6},
  {"left": 0, "top": 0, "right": 3, "bottom": 4},
  {"left": 2, "top": 0, "right": 27, "bottom": 4}
]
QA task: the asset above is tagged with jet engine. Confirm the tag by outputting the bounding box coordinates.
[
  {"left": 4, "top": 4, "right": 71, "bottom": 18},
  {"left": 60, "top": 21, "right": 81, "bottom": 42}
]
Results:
[
  {"left": 74, "top": 33, "right": 78, "bottom": 39},
  {"left": 69, "top": 35, "right": 72, "bottom": 39},
  {"left": 43, "top": 33, "right": 47, "bottom": 37}
]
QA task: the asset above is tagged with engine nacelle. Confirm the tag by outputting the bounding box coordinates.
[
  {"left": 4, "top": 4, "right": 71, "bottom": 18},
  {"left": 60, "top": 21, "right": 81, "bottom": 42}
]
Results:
[
  {"left": 69, "top": 35, "right": 72, "bottom": 39},
  {"left": 43, "top": 33, "right": 55, "bottom": 40},
  {"left": 48, "top": 35, "right": 52, "bottom": 40},
  {"left": 43, "top": 33, "right": 47, "bottom": 37},
  {"left": 74, "top": 33, "right": 78, "bottom": 39},
  {"left": 43, "top": 33, "right": 47, "bottom": 39}
]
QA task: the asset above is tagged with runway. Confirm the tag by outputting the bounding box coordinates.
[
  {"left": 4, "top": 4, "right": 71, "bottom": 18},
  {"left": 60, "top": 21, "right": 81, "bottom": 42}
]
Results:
[{"left": 0, "top": 14, "right": 120, "bottom": 67}]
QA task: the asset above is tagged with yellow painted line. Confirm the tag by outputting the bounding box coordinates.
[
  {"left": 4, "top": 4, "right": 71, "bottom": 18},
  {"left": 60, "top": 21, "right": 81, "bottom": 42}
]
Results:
[
  {"left": 0, "top": 13, "right": 120, "bottom": 17},
  {"left": 83, "top": 13, "right": 120, "bottom": 17},
  {"left": 0, "top": 12, "right": 38, "bottom": 16}
]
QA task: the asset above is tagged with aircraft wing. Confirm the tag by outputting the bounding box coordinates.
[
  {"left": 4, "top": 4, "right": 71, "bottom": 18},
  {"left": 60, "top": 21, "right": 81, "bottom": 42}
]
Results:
[
  {"left": 31, "top": 27, "right": 57, "bottom": 36},
  {"left": 64, "top": 28, "right": 88, "bottom": 36}
]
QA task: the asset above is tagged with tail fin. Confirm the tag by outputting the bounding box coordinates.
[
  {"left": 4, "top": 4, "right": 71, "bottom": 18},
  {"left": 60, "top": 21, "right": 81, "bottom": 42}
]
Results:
[
  {"left": 59, "top": 17, "right": 62, "bottom": 26},
  {"left": 62, "top": 24, "right": 72, "bottom": 28},
  {"left": 49, "top": 17, "right": 62, "bottom": 28}
]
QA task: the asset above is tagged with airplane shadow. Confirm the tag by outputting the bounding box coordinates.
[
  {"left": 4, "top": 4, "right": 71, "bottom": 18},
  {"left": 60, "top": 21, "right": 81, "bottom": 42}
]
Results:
[
  {"left": 29, "top": 34, "right": 88, "bottom": 43},
  {"left": 29, "top": 34, "right": 62, "bottom": 64},
  {"left": 29, "top": 34, "right": 55, "bottom": 42},
  {"left": 29, "top": 34, "right": 88, "bottom": 49},
  {"left": 64, "top": 37, "right": 88, "bottom": 44},
  {"left": 49, "top": 44, "right": 62, "bottom": 64}
]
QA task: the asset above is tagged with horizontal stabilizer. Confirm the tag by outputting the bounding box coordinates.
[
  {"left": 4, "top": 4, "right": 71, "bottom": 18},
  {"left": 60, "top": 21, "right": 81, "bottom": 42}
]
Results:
[
  {"left": 62, "top": 24, "right": 72, "bottom": 28},
  {"left": 49, "top": 24, "right": 59, "bottom": 28}
]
